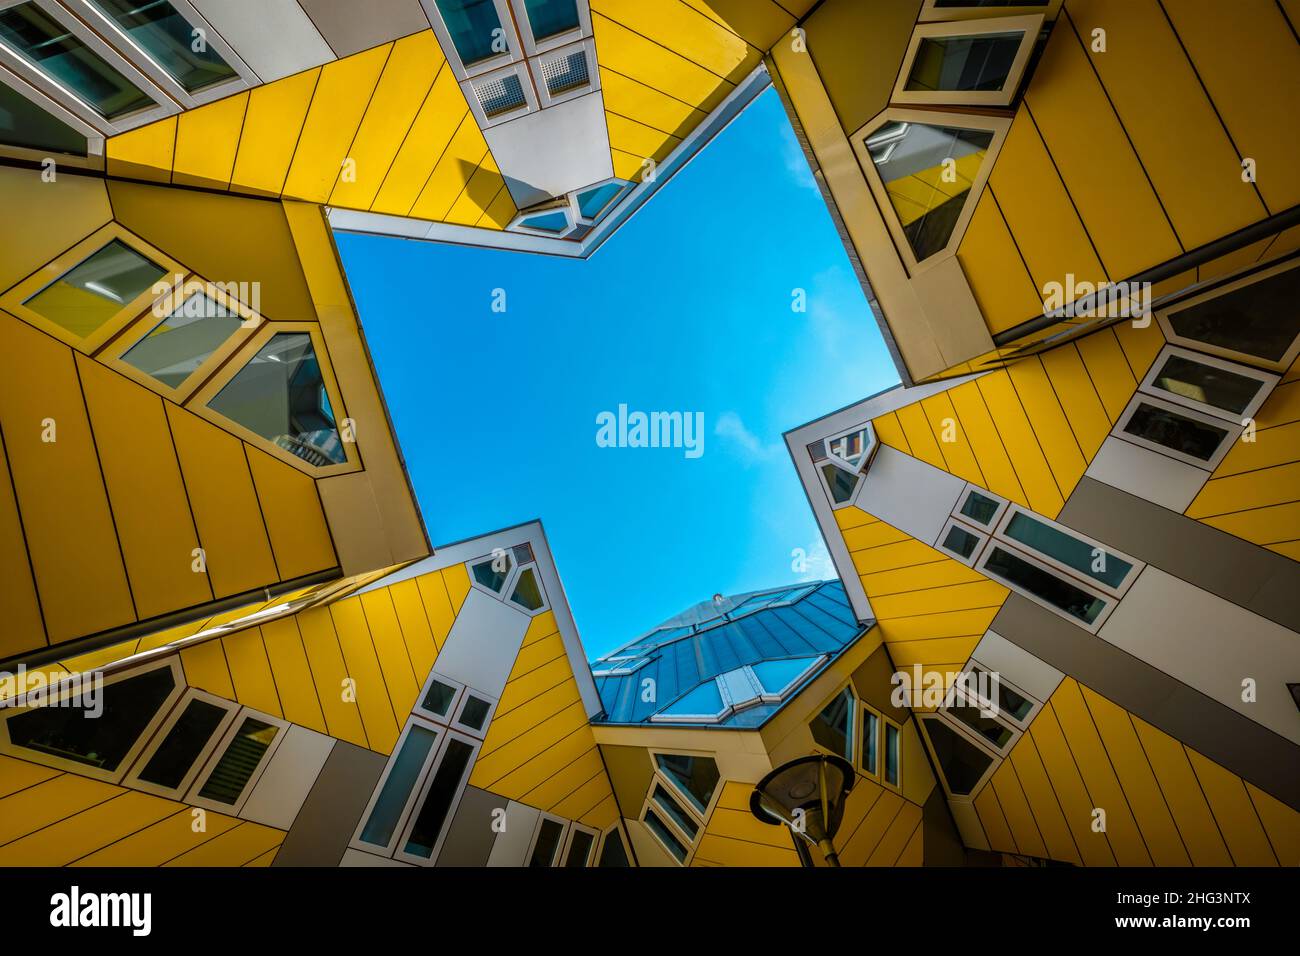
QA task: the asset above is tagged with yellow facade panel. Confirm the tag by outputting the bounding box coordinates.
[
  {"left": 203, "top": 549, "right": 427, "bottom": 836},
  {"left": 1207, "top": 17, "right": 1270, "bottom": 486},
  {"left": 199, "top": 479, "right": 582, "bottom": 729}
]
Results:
[
  {"left": 1255, "top": 380, "right": 1300, "bottom": 430},
  {"left": 860, "top": 559, "right": 985, "bottom": 597},
  {"left": 415, "top": 571, "right": 455, "bottom": 653},
  {"left": 245, "top": 447, "right": 337, "bottom": 581},
  {"left": 947, "top": 380, "right": 1028, "bottom": 506},
  {"left": 477, "top": 186, "right": 518, "bottom": 229},
  {"left": 872, "top": 608, "right": 1000, "bottom": 644},
  {"left": 833, "top": 505, "right": 874, "bottom": 532},
  {"left": 329, "top": 598, "right": 400, "bottom": 754},
  {"left": 1246, "top": 783, "right": 1300, "bottom": 867},
  {"left": 870, "top": 580, "right": 1008, "bottom": 620},
  {"left": 162, "top": 821, "right": 284, "bottom": 867},
  {"left": 600, "top": 67, "right": 706, "bottom": 137},
  {"left": 593, "top": 0, "right": 756, "bottom": 84},
  {"left": 870, "top": 411, "right": 910, "bottom": 456},
  {"left": 408, "top": 119, "right": 489, "bottom": 222},
  {"left": 1185, "top": 747, "right": 1278, "bottom": 866},
  {"left": 0, "top": 427, "right": 45, "bottom": 657},
  {"left": 989, "top": 761, "right": 1048, "bottom": 859},
  {"left": 1212, "top": 420, "right": 1300, "bottom": 478},
  {"left": 1187, "top": 461, "right": 1300, "bottom": 519},
  {"left": 105, "top": 116, "right": 175, "bottom": 183},
  {"left": 1074, "top": 328, "right": 1137, "bottom": 421},
  {"left": 865, "top": 803, "right": 923, "bottom": 866},
  {"left": 843, "top": 518, "right": 907, "bottom": 552},
  {"left": 221, "top": 626, "right": 283, "bottom": 717},
  {"left": 470, "top": 698, "right": 588, "bottom": 790},
  {"left": 358, "top": 589, "right": 421, "bottom": 715},
  {"left": 1007, "top": 357, "right": 1085, "bottom": 500},
  {"left": 180, "top": 638, "right": 235, "bottom": 700},
  {"left": 0, "top": 790, "right": 177, "bottom": 866},
  {"left": 850, "top": 539, "right": 944, "bottom": 576},
  {"left": 370, "top": 67, "right": 469, "bottom": 217},
  {"left": 71, "top": 809, "right": 241, "bottom": 867},
  {"left": 1197, "top": 500, "right": 1300, "bottom": 548},
  {"left": 172, "top": 92, "right": 249, "bottom": 190},
  {"left": 605, "top": 112, "right": 682, "bottom": 163},
  {"left": 260, "top": 616, "right": 328, "bottom": 732},
  {"left": 296, "top": 604, "right": 369, "bottom": 748},
  {"left": 0, "top": 754, "right": 59, "bottom": 799},
  {"left": 0, "top": 773, "right": 121, "bottom": 846},
  {"left": 923, "top": 393, "right": 988, "bottom": 486},
  {"left": 894, "top": 402, "right": 945, "bottom": 471},
  {"left": 229, "top": 69, "right": 321, "bottom": 197},
  {"left": 1007, "top": 735, "right": 1083, "bottom": 864},
  {"left": 1129, "top": 715, "right": 1232, "bottom": 866},
  {"left": 973, "top": 785, "right": 1017, "bottom": 854},
  {"left": 592, "top": 13, "right": 733, "bottom": 110},
  {"left": 1111, "top": 317, "right": 1164, "bottom": 381},
  {"left": 881, "top": 635, "right": 981, "bottom": 670},
  {"left": 1038, "top": 343, "right": 1112, "bottom": 461},
  {"left": 443, "top": 562, "right": 471, "bottom": 615},
  {"left": 976, "top": 371, "right": 1063, "bottom": 517},
  {"left": 386, "top": 578, "right": 438, "bottom": 680},
  {"left": 444, "top": 159, "right": 508, "bottom": 227},
  {"left": 522, "top": 745, "right": 604, "bottom": 810},
  {"left": 1027, "top": 703, "right": 1117, "bottom": 866},
  {"left": 958, "top": 192, "right": 1044, "bottom": 335}
]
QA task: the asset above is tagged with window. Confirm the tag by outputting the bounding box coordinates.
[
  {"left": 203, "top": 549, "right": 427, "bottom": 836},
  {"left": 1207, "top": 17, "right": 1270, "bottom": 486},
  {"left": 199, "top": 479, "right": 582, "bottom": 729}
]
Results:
[
  {"left": 653, "top": 680, "right": 728, "bottom": 723},
  {"left": 919, "top": 716, "right": 996, "bottom": 798},
  {"left": 1115, "top": 394, "right": 1240, "bottom": 471},
  {"left": 124, "top": 689, "right": 237, "bottom": 798},
  {"left": 821, "top": 462, "right": 860, "bottom": 506},
  {"left": 471, "top": 553, "right": 512, "bottom": 593},
  {"left": 894, "top": 15, "right": 1042, "bottom": 107},
  {"left": 654, "top": 752, "right": 720, "bottom": 816},
  {"left": 509, "top": 566, "right": 544, "bottom": 610},
  {"left": 358, "top": 722, "right": 440, "bottom": 851},
  {"left": 939, "top": 518, "right": 986, "bottom": 564},
  {"left": 597, "top": 824, "right": 631, "bottom": 867},
  {"left": 474, "top": 68, "right": 526, "bottom": 117},
  {"left": 119, "top": 292, "right": 245, "bottom": 391},
  {"left": 860, "top": 705, "right": 879, "bottom": 777},
  {"left": 810, "top": 688, "right": 854, "bottom": 760},
  {"left": 399, "top": 735, "right": 476, "bottom": 862},
  {"left": 527, "top": 814, "right": 567, "bottom": 866},
  {"left": 562, "top": 823, "right": 598, "bottom": 867},
  {"left": 0, "top": 1, "right": 154, "bottom": 118},
  {"left": 433, "top": 0, "right": 510, "bottom": 66},
  {"left": 207, "top": 331, "right": 348, "bottom": 468},
  {"left": 966, "top": 665, "right": 1036, "bottom": 727},
  {"left": 510, "top": 200, "right": 575, "bottom": 236},
  {"left": 980, "top": 544, "right": 1110, "bottom": 627},
  {"left": 188, "top": 711, "right": 285, "bottom": 812},
  {"left": 466, "top": 547, "right": 550, "bottom": 615},
  {"left": 419, "top": 675, "right": 462, "bottom": 720},
  {"left": 22, "top": 238, "right": 165, "bottom": 342},
  {"left": 1157, "top": 260, "right": 1300, "bottom": 372},
  {"left": 452, "top": 690, "right": 496, "bottom": 737},
  {"left": 643, "top": 808, "right": 688, "bottom": 864},
  {"left": 944, "top": 691, "right": 1014, "bottom": 752},
  {"left": 998, "top": 508, "right": 1136, "bottom": 594},
  {"left": 86, "top": 0, "right": 236, "bottom": 93},
  {"left": 750, "top": 656, "right": 821, "bottom": 698},
  {"left": 574, "top": 178, "right": 631, "bottom": 225},
  {"left": 0, "top": 660, "right": 181, "bottom": 781},
  {"left": 958, "top": 487, "right": 1006, "bottom": 527},
  {"left": 0, "top": 73, "right": 87, "bottom": 154},
  {"left": 883, "top": 719, "right": 901, "bottom": 788},
  {"left": 520, "top": 0, "right": 579, "bottom": 41},
  {"left": 824, "top": 422, "right": 877, "bottom": 473},
  {"left": 1141, "top": 346, "right": 1276, "bottom": 421},
  {"left": 853, "top": 109, "right": 1007, "bottom": 272}
]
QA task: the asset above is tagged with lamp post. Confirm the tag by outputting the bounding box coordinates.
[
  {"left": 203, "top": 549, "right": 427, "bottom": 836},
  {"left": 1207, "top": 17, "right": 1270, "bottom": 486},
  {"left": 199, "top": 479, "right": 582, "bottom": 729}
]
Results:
[{"left": 749, "top": 754, "right": 856, "bottom": 867}]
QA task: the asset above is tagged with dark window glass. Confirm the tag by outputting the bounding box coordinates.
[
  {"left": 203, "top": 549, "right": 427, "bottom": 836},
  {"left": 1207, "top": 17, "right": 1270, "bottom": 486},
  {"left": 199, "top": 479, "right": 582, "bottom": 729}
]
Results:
[
  {"left": 403, "top": 737, "right": 473, "bottom": 858},
  {"left": 0, "top": 2, "right": 152, "bottom": 118},
  {"left": 1168, "top": 266, "right": 1300, "bottom": 364},
  {"left": 923, "top": 717, "right": 992, "bottom": 795},
  {"left": 471, "top": 555, "right": 511, "bottom": 592},
  {"left": 435, "top": 0, "right": 505, "bottom": 65},
  {"left": 510, "top": 566, "right": 544, "bottom": 610},
  {"left": 524, "top": 0, "right": 579, "bottom": 40},
  {"left": 597, "top": 829, "right": 630, "bottom": 867},
  {"left": 7, "top": 666, "right": 175, "bottom": 771},
  {"left": 654, "top": 753, "right": 719, "bottom": 815},
  {"left": 421, "top": 679, "right": 457, "bottom": 717},
  {"left": 971, "top": 667, "right": 1034, "bottom": 722},
  {"left": 1003, "top": 511, "right": 1133, "bottom": 590},
  {"left": 861, "top": 708, "right": 879, "bottom": 775},
  {"left": 946, "top": 697, "right": 1013, "bottom": 749},
  {"left": 122, "top": 293, "right": 243, "bottom": 389},
  {"left": 360, "top": 724, "right": 437, "bottom": 846},
  {"left": 197, "top": 716, "right": 276, "bottom": 804},
  {"left": 137, "top": 697, "right": 227, "bottom": 789},
  {"left": 907, "top": 31, "right": 1023, "bottom": 93},
  {"left": 25, "top": 239, "right": 165, "bottom": 341},
  {"left": 884, "top": 723, "right": 900, "bottom": 786},
  {"left": 1123, "top": 402, "right": 1229, "bottom": 461},
  {"left": 960, "top": 490, "right": 999, "bottom": 525},
  {"left": 821, "top": 462, "right": 859, "bottom": 504},
  {"left": 810, "top": 689, "right": 853, "bottom": 760},
  {"left": 651, "top": 784, "right": 698, "bottom": 841},
  {"left": 528, "top": 817, "right": 565, "bottom": 866},
  {"left": 0, "top": 80, "right": 86, "bottom": 154},
  {"left": 1150, "top": 353, "right": 1265, "bottom": 416},
  {"left": 89, "top": 0, "right": 236, "bottom": 92},
  {"left": 983, "top": 546, "right": 1107, "bottom": 625},
  {"left": 458, "top": 694, "right": 490, "bottom": 731},
  {"left": 943, "top": 524, "right": 981, "bottom": 559},
  {"left": 563, "top": 828, "right": 595, "bottom": 867},
  {"left": 208, "top": 332, "right": 345, "bottom": 466},
  {"left": 643, "top": 809, "right": 688, "bottom": 863}
]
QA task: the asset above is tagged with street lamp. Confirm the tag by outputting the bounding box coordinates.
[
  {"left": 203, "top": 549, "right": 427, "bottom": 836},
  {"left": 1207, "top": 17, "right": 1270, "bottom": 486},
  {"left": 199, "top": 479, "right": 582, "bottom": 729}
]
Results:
[{"left": 749, "top": 754, "right": 856, "bottom": 867}]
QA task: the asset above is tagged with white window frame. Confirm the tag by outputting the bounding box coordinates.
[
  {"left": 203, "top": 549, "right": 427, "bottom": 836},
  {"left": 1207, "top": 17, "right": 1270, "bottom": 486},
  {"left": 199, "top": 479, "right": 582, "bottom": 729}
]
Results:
[
  {"left": 964, "top": 660, "right": 1041, "bottom": 731},
  {"left": 1113, "top": 392, "right": 1243, "bottom": 471},
  {"left": 1156, "top": 258, "right": 1300, "bottom": 373},
  {"left": 892, "top": 14, "right": 1044, "bottom": 107},
  {"left": 952, "top": 482, "right": 1010, "bottom": 531},
  {"left": 532, "top": 36, "right": 598, "bottom": 109},
  {"left": 992, "top": 503, "right": 1143, "bottom": 599},
  {"left": 572, "top": 176, "right": 632, "bottom": 227},
  {"left": 590, "top": 656, "right": 652, "bottom": 677},
  {"left": 640, "top": 770, "right": 706, "bottom": 866},
  {"left": 62, "top": 0, "right": 254, "bottom": 109},
  {"left": 349, "top": 716, "right": 447, "bottom": 858},
  {"left": 919, "top": 0, "right": 1063, "bottom": 22},
  {"left": 650, "top": 749, "right": 724, "bottom": 820},
  {"left": 462, "top": 60, "right": 537, "bottom": 129},
  {"left": 936, "top": 514, "right": 990, "bottom": 566},
  {"left": 392, "top": 727, "right": 481, "bottom": 866},
  {"left": 122, "top": 687, "right": 239, "bottom": 799},
  {"left": 466, "top": 550, "right": 516, "bottom": 598},
  {"left": 451, "top": 687, "right": 498, "bottom": 738},
  {"left": 917, "top": 712, "right": 999, "bottom": 802},
  {"left": 748, "top": 655, "right": 824, "bottom": 701},
  {"left": 816, "top": 458, "right": 862, "bottom": 510},
  {"left": 0, "top": 0, "right": 176, "bottom": 133},
  {"left": 825, "top": 420, "right": 878, "bottom": 473},
  {"left": 414, "top": 669, "right": 467, "bottom": 723},
  {"left": 505, "top": 561, "right": 551, "bottom": 616},
  {"left": 524, "top": 811, "right": 571, "bottom": 867},
  {"left": 939, "top": 684, "right": 1021, "bottom": 757},
  {"left": 859, "top": 702, "right": 882, "bottom": 780},
  {"left": 0, "top": 656, "right": 184, "bottom": 783},
  {"left": 649, "top": 678, "right": 731, "bottom": 724},
  {"left": 509, "top": 0, "right": 590, "bottom": 57},
  {"left": 808, "top": 684, "right": 857, "bottom": 765},
  {"left": 422, "top": 0, "right": 523, "bottom": 80},
  {"left": 184, "top": 706, "right": 289, "bottom": 815},
  {"left": 509, "top": 199, "right": 578, "bottom": 238},
  {"left": 851, "top": 106, "right": 1010, "bottom": 275},
  {"left": 0, "top": 59, "right": 103, "bottom": 164},
  {"left": 881, "top": 714, "right": 903, "bottom": 792},
  {"left": 976, "top": 539, "right": 1117, "bottom": 634},
  {"left": 1139, "top": 344, "right": 1279, "bottom": 423},
  {"left": 559, "top": 820, "right": 600, "bottom": 866}
]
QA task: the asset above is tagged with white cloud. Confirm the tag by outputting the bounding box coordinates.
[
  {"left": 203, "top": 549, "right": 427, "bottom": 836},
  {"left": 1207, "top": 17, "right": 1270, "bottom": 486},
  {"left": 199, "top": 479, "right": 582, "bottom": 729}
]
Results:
[{"left": 715, "top": 410, "right": 781, "bottom": 465}]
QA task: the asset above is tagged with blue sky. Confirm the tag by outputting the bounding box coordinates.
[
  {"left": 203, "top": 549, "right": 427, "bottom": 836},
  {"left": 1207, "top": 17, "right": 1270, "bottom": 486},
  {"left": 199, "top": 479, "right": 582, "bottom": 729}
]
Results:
[{"left": 337, "top": 88, "right": 898, "bottom": 660}]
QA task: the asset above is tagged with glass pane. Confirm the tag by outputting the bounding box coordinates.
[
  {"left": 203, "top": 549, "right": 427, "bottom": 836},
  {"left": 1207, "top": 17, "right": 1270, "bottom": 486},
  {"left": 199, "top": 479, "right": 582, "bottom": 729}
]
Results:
[
  {"left": 654, "top": 753, "right": 719, "bottom": 815},
  {"left": 810, "top": 688, "right": 853, "bottom": 760},
  {"left": 884, "top": 723, "right": 900, "bottom": 785},
  {"left": 121, "top": 293, "right": 243, "bottom": 389},
  {"left": 1150, "top": 353, "right": 1264, "bottom": 416},
  {"left": 360, "top": 724, "right": 437, "bottom": 846},
  {"left": 471, "top": 555, "right": 511, "bottom": 592},
  {"left": 197, "top": 716, "right": 276, "bottom": 804},
  {"left": 598, "top": 829, "right": 630, "bottom": 867},
  {"left": 435, "top": 0, "right": 506, "bottom": 65},
  {"left": 577, "top": 181, "right": 625, "bottom": 220},
  {"left": 867, "top": 121, "right": 993, "bottom": 262},
  {"left": 25, "top": 239, "right": 165, "bottom": 340},
  {"left": 520, "top": 209, "right": 569, "bottom": 232},
  {"left": 971, "top": 667, "right": 1034, "bottom": 722},
  {"left": 907, "top": 32, "right": 1023, "bottom": 93},
  {"left": 821, "top": 462, "right": 859, "bottom": 503},
  {"left": 983, "top": 546, "right": 1107, "bottom": 625},
  {"left": 137, "top": 697, "right": 227, "bottom": 789},
  {"left": 89, "top": 0, "right": 235, "bottom": 92},
  {"left": 1003, "top": 511, "right": 1133, "bottom": 590},
  {"left": 829, "top": 428, "right": 871, "bottom": 469},
  {"left": 509, "top": 566, "right": 544, "bottom": 610},
  {"left": 751, "top": 657, "right": 817, "bottom": 696},
  {"left": 421, "top": 679, "right": 457, "bottom": 717},
  {"left": 528, "top": 817, "right": 564, "bottom": 866},
  {"left": 922, "top": 717, "right": 992, "bottom": 796},
  {"left": 861, "top": 709, "right": 878, "bottom": 775},
  {"left": 458, "top": 695, "right": 490, "bottom": 731},
  {"left": 524, "top": 0, "right": 579, "bottom": 40},
  {"left": 0, "top": 80, "right": 86, "bottom": 154},
  {"left": 563, "top": 828, "right": 595, "bottom": 867},
  {"left": 0, "top": 3, "right": 153, "bottom": 118},
  {"left": 946, "top": 697, "right": 1013, "bottom": 749},
  {"left": 478, "top": 70, "right": 525, "bottom": 116},
  {"left": 1168, "top": 266, "right": 1300, "bottom": 364},
  {"left": 651, "top": 784, "right": 698, "bottom": 841},
  {"left": 1123, "top": 402, "right": 1229, "bottom": 462},
  {"left": 942, "top": 524, "right": 980, "bottom": 559},
  {"left": 659, "top": 680, "right": 725, "bottom": 720},
  {"left": 643, "top": 809, "right": 688, "bottom": 863},
  {"left": 960, "top": 490, "right": 999, "bottom": 525},
  {"left": 7, "top": 666, "right": 174, "bottom": 771},
  {"left": 208, "top": 332, "right": 346, "bottom": 466},
  {"left": 403, "top": 737, "right": 473, "bottom": 858}
]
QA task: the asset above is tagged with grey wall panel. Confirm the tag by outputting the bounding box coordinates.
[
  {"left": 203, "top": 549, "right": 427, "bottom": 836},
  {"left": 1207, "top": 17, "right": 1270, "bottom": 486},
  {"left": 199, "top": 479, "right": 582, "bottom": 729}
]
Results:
[
  {"left": 487, "top": 92, "right": 614, "bottom": 208},
  {"left": 854, "top": 444, "right": 965, "bottom": 545},
  {"left": 191, "top": 0, "right": 335, "bottom": 82},
  {"left": 273, "top": 740, "right": 388, "bottom": 867},
  {"left": 242, "top": 725, "right": 335, "bottom": 830},
  {"left": 436, "top": 786, "right": 507, "bottom": 867},
  {"left": 435, "top": 587, "right": 530, "bottom": 697},
  {"left": 991, "top": 594, "right": 1300, "bottom": 811},
  {"left": 486, "top": 801, "right": 540, "bottom": 866},
  {"left": 1060, "top": 476, "right": 1300, "bottom": 632},
  {"left": 298, "top": 0, "right": 431, "bottom": 57},
  {"left": 970, "top": 630, "right": 1063, "bottom": 704},
  {"left": 1084, "top": 436, "right": 1207, "bottom": 512}
]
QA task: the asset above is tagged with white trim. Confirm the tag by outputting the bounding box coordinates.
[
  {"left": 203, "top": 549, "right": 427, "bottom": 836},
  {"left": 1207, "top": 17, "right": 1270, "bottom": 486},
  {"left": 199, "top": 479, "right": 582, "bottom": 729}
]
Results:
[
  {"left": 421, "top": 0, "right": 523, "bottom": 80},
  {"left": 893, "top": 14, "right": 1043, "bottom": 107},
  {"left": 463, "top": 60, "right": 537, "bottom": 129},
  {"left": 858, "top": 702, "right": 881, "bottom": 780},
  {"left": 122, "top": 687, "right": 239, "bottom": 799},
  {"left": 881, "top": 714, "right": 903, "bottom": 791},
  {"left": 183, "top": 706, "right": 289, "bottom": 815},
  {"left": 939, "top": 684, "right": 1021, "bottom": 757},
  {"left": 917, "top": 712, "right": 999, "bottom": 802},
  {"left": 815, "top": 458, "right": 863, "bottom": 510},
  {"left": 936, "top": 515, "right": 989, "bottom": 566},
  {"left": 509, "top": 0, "right": 590, "bottom": 57},
  {"left": 414, "top": 670, "right": 466, "bottom": 723},
  {"left": 964, "top": 660, "right": 1041, "bottom": 731},
  {"left": 508, "top": 199, "right": 577, "bottom": 238},
  {"left": 992, "top": 503, "right": 1143, "bottom": 599},
  {"left": 559, "top": 820, "right": 600, "bottom": 866},
  {"left": 639, "top": 771, "right": 705, "bottom": 865},
  {"left": 952, "top": 482, "right": 1010, "bottom": 530},
  {"left": 571, "top": 176, "right": 632, "bottom": 226},
  {"left": 392, "top": 728, "right": 481, "bottom": 865},
  {"left": 649, "top": 749, "right": 723, "bottom": 819},
  {"left": 451, "top": 687, "right": 498, "bottom": 737},
  {"left": 524, "top": 810, "right": 570, "bottom": 866},
  {"left": 1113, "top": 392, "right": 1242, "bottom": 471},
  {"left": 919, "top": 0, "right": 1063, "bottom": 22},
  {"left": 0, "top": 59, "right": 104, "bottom": 159},
  {"left": 1140, "top": 344, "right": 1278, "bottom": 423},
  {"left": 595, "top": 821, "right": 629, "bottom": 865},
  {"left": 976, "top": 540, "right": 1118, "bottom": 634},
  {"left": 350, "top": 716, "right": 446, "bottom": 857},
  {"left": 533, "top": 36, "right": 598, "bottom": 109}
]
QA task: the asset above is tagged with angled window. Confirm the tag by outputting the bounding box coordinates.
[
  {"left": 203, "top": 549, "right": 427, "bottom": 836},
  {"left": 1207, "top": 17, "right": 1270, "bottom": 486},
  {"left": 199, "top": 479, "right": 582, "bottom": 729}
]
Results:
[
  {"left": 854, "top": 109, "right": 1007, "bottom": 272},
  {"left": 509, "top": 566, "right": 544, "bottom": 611},
  {"left": 957, "top": 486, "right": 1006, "bottom": 527},
  {"left": 0, "top": 71, "right": 87, "bottom": 154},
  {"left": 574, "top": 178, "right": 631, "bottom": 225},
  {"left": 418, "top": 673, "right": 463, "bottom": 721},
  {"left": 119, "top": 292, "right": 245, "bottom": 391},
  {"left": 643, "top": 807, "right": 688, "bottom": 863},
  {"left": 652, "top": 680, "right": 728, "bottom": 723},
  {"left": 533, "top": 38, "right": 597, "bottom": 108},
  {"left": 124, "top": 688, "right": 237, "bottom": 798},
  {"left": 996, "top": 506, "right": 1138, "bottom": 596},
  {"left": 820, "top": 462, "right": 860, "bottom": 506},
  {"left": 883, "top": 718, "right": 901, "bottom": 788},
  {"left": 597, "top": 824, "right": 631, "bottom": 867},
  {"left": 978, "top": 544, "right": 1111, "bottom": 630},
  {"left": 432, "top": 0, "right": 511, "bottom": 66},
  {"left": 943, "top": 691, "right": 1014, "bottom": 752},
  {"left": 809, "top": 687, "right": 854, "bottom": 761},
  {"left": 527, "top": 814, "right": 568, "bottom": 866},
  {"left": 1115, "top": 394, "right": 1241, "bottom": 471},
  {"left": 1157, "top": 260, "right": 1300, "bottom": 372},
  {"left": 860, "top": 705, "right": 880, "bottom": 777},
  {"left": 561, "top": 823, "right": 598, "bottom": 867},
  {"left": 359, "top": 723, "right": 439, "bottom": 850},
  {"left": 966, "top": 665, "right": 1037, "bottom": 727},
  {"left": 894, "top": 14, "right": 1042, "bottom": 107},
  {"left": 0, "top": 1, "right": 156, "bottom": 118},
  {"left": 520, "top": 0, "right": 579, "bottom": 42},
  {"left": 207, "top": 331, "right": 347, "bottom": 468},
  {"left": 22, "top": 238, "right": 165, "bottom": 342},
  {"left": 510, "top": 199, "right": 575, "bottom": 236},
  {"left": 190, "top": 712, "right": 284, "bottom": 811},
  {"left": 654, "top": 752, "right": 720, "bottom": 817},
  {"left": 399, "top": 735, "right": 477, "bottom": 862},
  {"left": 85, "top": 0, "right": 235, "bottom": 93},
  {"left": 919, "top": 715, "right": 995, "bottom": 798},
  {"left": 452, "top": 690, "right": 496, "bottom": 736},
  {"left": 1141, "top": 345, "right": 1277, "bottom": 422},
  {"left": 474, "top": 68, "right": 526, "bottom": 117},
  {"left": 470, "top": 552, "right": 512, "bottom": 593},
  {"left": 750, "top": 656, "right": 821, "bottom": 699},
  {"left": 938, "top": 517, "right": 987, "bottom": 565},
  {"left": 650, "top": 782, "right": 698, "bottom": 842}
]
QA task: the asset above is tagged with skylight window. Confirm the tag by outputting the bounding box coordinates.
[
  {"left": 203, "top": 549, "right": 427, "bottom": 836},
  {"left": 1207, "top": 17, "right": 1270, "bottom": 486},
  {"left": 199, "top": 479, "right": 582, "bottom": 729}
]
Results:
[
  {"left": 23, "top": 239, "right": 165, "bottom": 342},
  {"left": 751, "top": 657, "right": 820, "bottom": 697},
  {"left": 894, "top": 15, "right": 1043, "bottom": 107},
  {"left": 433, "top": 0, "right": 509, "bottom": 66},
  {"left": 88, "top": 0, "right": 237, "bottom": 94}
]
